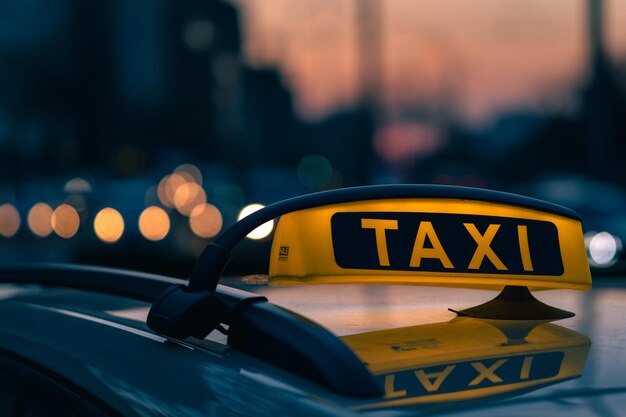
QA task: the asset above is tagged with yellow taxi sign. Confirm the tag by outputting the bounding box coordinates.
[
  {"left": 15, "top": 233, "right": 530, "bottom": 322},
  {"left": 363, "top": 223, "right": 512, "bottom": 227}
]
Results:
[
  {"left": 342, "top": 317, "right": 590, "bottom": 409},
  {"left": 269, "top": 198, "right": 591, "bottom": 290}
]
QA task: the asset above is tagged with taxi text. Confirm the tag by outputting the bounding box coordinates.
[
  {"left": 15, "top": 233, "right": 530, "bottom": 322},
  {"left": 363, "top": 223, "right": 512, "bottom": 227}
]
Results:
[{"left": 331, "top": 212, "right": 564, "bottom": 275}]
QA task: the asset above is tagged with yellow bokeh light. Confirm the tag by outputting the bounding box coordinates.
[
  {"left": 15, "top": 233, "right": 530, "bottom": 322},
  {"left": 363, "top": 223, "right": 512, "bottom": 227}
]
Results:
[
  {"left": 138, "top": 206, "right": 170, "bottom": 241},
  {"left": 51, "top": 204, "right": 80, "bottom": 239},
  {"left": 0, "top": 204, "right": 20, "bottom": 238},
  {"left": 174, "top": 182, "right": 206, "bottom": 216},
  {"left": 189, "top": 203, "right": 223, "bottom": 238},
  {"left": 28, "top": 203, "right": 53, "bottom": 237},
  {"left": 94, "top": 208, "right": 125, "bottom": 243},
  {"left": 238, "top": 204, "right": 274, "bottom": 240}
]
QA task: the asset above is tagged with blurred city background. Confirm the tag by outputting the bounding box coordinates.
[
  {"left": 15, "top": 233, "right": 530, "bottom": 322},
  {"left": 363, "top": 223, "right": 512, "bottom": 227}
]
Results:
[{"left": 1, "top": 0, "right": 625, "bottom": 276}]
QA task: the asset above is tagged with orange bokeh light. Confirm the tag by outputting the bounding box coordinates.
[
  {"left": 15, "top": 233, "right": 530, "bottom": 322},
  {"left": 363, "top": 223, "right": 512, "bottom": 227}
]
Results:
[
  {"left": 52, "top": 204, "right": 80, "bottom": 239},
  {"left": 189, "top": 203, "right": 223, "bottom": 238},
  {"left": 0, "top": 204, "right": 20, "bottom": 238},
  {"left": 94, "top": 208, "right": 125, "bottom": 243},
  {"left": 174, "top": 182, "right": 207, "bottom": 216},
  {"left": 138, "top": 206, "right": 170, "bottom": 241},
  {"left": 157, "top": 173, "right": 189, "bottom": 208},
  {"left": 28, "top": 203, "right": 53, "bottom": 237}
]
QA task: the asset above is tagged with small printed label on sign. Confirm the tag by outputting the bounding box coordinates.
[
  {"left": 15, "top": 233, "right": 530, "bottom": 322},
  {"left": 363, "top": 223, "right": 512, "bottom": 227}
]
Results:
[{"left": 278, "top": 246, "right": 290, "bottom": 261}]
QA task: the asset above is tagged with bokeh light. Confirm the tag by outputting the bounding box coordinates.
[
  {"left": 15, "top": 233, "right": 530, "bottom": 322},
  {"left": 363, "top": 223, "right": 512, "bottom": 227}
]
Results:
[
  {"left": 51, "top": 204, "right": 80, "bottom": 239},
  {"left": 139, "top": 206, "right": 170, "bottom": 241},
  {"left": 28, "top": 203, "right": 54, "bottom": 238},
  {"left": 175, "top": 163, "right": 203, "bottom": 185},
  {"left": 238, "top": 204, "right": 274, "bottom": 240},
  {"left": 64, "top": 194, "right": 88, "bottom": 224},
  {"left": 158, "top": 173, "right": 193, "bottom": 208},
  {"left": 174, "top": 182, "right": 207, "bottom": 216},
  {"left": 157, "top": 174, "right": 178, "bottom": 208},
  {"left": 588, "top": 231, "right": 622, "bottom": 267},
  {"left": 0, "top": 204, "right": 20, "bottom": 238},
  {"left": 297, "top": 154, "right": 332, "bottom": 190},
  {"left": 189, "top": 203, "right": 223, "bottom": 238},
  {"left": 64, "top": 177, "right": 92, "bottom": 193},
  {"left": 94, "top": 208, "right": 125, "bottom": 243}
]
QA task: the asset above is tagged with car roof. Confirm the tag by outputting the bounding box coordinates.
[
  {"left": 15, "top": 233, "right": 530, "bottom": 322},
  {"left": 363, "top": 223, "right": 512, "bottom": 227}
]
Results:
[
  {"left": 0, "top": 280, "right": 361, "bottom": 417},
  {"left": 2, "top": 266, "right": 626, "bottom": 417}
]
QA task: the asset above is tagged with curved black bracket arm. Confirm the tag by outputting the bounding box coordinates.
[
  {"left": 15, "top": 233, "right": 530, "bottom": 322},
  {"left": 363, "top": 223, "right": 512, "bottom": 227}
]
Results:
[
  {"left": 147, "top": 284, "right": 267, "bottom": 339},
  {"left": 148, "top": 185, "right": 578, "bottom": 339}
]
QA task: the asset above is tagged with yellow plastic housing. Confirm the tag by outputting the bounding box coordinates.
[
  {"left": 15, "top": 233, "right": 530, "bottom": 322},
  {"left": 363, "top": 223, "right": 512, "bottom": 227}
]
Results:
[{"left": 269, "top": 199, "right": 591, "bottom": 290}]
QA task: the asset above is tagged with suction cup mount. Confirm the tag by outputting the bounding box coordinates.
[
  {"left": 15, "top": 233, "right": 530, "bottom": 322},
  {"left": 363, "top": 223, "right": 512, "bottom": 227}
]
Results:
[{"left": 450, "top": 285, "right": 574, "bottom": 321}]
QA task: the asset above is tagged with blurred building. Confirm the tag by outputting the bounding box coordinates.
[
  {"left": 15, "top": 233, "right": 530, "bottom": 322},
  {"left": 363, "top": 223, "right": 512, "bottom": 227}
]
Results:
[{"left": 0, "top": 0, "right": 302, "bottom": 181}]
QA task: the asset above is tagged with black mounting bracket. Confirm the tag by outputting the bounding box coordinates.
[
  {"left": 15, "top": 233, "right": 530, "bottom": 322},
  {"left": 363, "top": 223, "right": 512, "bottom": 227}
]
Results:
[{"left": 450, "top": 285, "right": 575, "bottom": 321}]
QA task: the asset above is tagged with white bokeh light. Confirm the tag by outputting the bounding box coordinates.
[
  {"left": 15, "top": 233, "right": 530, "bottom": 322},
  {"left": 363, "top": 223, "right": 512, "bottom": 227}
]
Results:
[
  {"left": 588, "top": 231, "right": 621, "bottom": 266},
  {"left": 238, "top": 204, "right": 274, "bottom": 240}
]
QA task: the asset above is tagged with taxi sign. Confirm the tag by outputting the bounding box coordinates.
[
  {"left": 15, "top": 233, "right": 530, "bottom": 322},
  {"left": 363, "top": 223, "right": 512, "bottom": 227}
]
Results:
[
  {"left": 269, "top": 198, "right": 591, "bottom": 290},
  {"left": 343, "top": 317, "right": 590, "bottom": 409},
  {"left": 150, "top": 185, "right": 592, "bottom": 342}
]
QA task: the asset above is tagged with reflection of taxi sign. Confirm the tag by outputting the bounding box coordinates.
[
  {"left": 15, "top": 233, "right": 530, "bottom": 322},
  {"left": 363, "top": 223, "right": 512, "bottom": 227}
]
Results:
[
  {"left": 344, "top": 318, "right": 590, "bottom": 409},
  {"left": 270, "top": 197, "right": 591, "bottom": 291},
  {"left": 380, "top": 352, "right": 564, "bottom": 396}
]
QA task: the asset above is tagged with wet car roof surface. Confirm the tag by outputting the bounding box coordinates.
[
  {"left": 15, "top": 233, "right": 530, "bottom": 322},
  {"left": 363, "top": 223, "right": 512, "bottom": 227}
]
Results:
[{"left": 2, "top": 277, "right": 624, "bottom": 416}]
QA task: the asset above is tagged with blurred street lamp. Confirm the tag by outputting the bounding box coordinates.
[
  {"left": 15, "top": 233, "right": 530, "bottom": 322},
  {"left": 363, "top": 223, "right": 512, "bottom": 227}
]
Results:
[
  {"left": 28, "top": 203, "right": 53, "bottom": 238},
  {"left": 189, "top": 203, "right": 223, "bottom": 238},
  {"left": 139, "top": 206, "right": 170, "bottom": 241},
  {"left": 0, "top": 204, "right": 20, "bottom": 238},
  {"left": 94, "top": 208, "right": 125, "bottom": 244},
  {"left": 51, "top": 204, "right": 80, "bottom": 239}
]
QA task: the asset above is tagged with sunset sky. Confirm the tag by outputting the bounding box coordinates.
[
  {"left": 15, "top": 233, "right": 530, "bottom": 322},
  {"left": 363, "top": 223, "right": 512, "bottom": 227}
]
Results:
[{"left": 233, "top": 0, "right": 626, "bottom": 126}]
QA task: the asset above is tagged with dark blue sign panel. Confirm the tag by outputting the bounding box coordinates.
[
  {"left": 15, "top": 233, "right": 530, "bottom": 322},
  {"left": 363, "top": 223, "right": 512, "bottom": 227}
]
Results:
[{"left": 331, "top": 212, "right": 563, "bottom": 275}]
